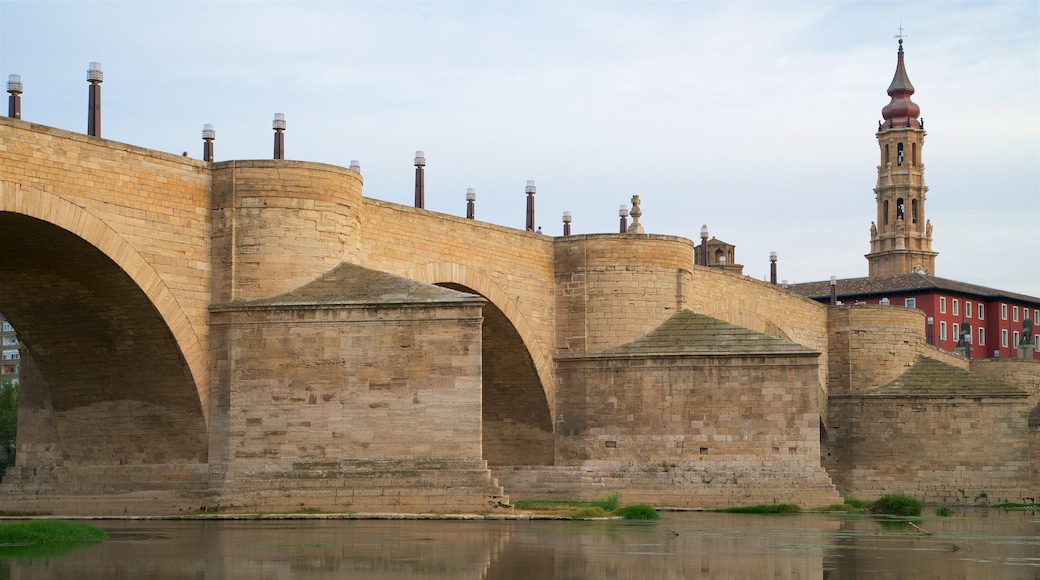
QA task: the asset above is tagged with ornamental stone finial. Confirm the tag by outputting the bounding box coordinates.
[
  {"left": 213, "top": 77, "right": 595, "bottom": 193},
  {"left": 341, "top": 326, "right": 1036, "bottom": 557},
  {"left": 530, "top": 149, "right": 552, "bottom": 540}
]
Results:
[{"left": 627, "top": 195, "right": 645, "bottom": 234}]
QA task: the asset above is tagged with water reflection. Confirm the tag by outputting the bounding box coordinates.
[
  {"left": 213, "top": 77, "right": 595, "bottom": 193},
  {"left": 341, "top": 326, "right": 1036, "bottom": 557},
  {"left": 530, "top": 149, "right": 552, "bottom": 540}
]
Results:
[{"left": 0, "top": 509, "right": 1036, "bottom": 579}]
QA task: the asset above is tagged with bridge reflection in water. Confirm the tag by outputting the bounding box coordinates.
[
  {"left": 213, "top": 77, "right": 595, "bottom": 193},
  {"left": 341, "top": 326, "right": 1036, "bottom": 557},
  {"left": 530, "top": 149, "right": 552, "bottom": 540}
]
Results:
[{"left": 2, "top": 510, "right": 1036, "bottom": 578}]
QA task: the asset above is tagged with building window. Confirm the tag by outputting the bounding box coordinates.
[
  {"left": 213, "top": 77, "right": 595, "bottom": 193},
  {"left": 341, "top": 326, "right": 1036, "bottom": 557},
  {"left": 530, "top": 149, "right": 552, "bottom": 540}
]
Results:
[
  {"left": 911, "top": 199, "right": 919, "bottom": 223},
  {"left": 896, "top": 198, "right": 905, "bottom": 220},
  {"left": 1014, "top": 331, "right": 1021, "bottom": 347},
  {"left": 1002, "top": 329, "right": 1009, "bottom": 348},
  {"left": 1013, "top": 306, "right": 1019, "bottom": 322},
  {"left": 952, "top": 299, "right": 959, "bottom": 316},
  {"left": 905, "top": 298, "right": 916, "bottom": 309},
  {"left": 0, "top": 323, "right": 11, "bottom": 332},
  {"left": 978, "top": 328, "right": 985, "bottom": 345},
  {"left": 965, "top": 301, "right": 972, "bottom": 318},
  {"left": 940, "top": 297, "right": 946, "bottom": 313},
  {"left": 979, "top": 304, "right": 985, "bottom": 320},
  {"left": 940, "top": 322, "right": 947, "bottom": 341},
  {"left": 953, "top": 323, "right": 960, "bottom": 341},
  {"left": 883, "top": 200, "right": 889, "bottom": 225},
  {"left": 897, "top": 142, "right": 904, "bottom": 166},
  {"left": 1035, "top": 309, "right": 1039, "bottom": 324},
  {"left": 1002, "top": 304, "right": 1008, "bottom": 320},
  {"left": 1035, "top": 334, "right": 1039, "bottom": 349}
]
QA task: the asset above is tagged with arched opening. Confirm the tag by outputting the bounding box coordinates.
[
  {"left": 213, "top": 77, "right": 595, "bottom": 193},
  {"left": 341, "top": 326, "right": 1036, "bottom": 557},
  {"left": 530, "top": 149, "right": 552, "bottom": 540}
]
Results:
[
  {"left": 714, "top": 248, "right": 725, "bottom": 264},
  {"left": 436, "top": 283, "right": 553, "bottom": 466},
  {"left": 911, "top": 199, "right": 919, "bottom": 224},
  {"left": 883, "top": 200, "right": 890, "bottom": 225},
  {"left": 883, "top": 144, "right": 890, "bottom": 166},
  {"left": 911, "top": 142, "right": 918, "bottom": 166},
  {"left": 896, "top": 198, "right": 905, "bottom": 221},
  {"left": 0, "top": 213, "right": 207, "bottom": 485},
  {"left": 897, "top": 142, "right": 904, "bottom": 166}
]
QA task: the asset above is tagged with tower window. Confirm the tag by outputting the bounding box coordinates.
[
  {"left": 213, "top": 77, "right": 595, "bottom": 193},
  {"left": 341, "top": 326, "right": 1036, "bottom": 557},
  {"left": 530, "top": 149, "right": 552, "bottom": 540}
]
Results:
[
  {"left": 897, "top": 143, "right": 904, "bottom": 166},
  {"left": 896, "top": 198, "right": 905, "bottom": 221},
  {"left": 912, "top": 142, "right": 917, "bottom": 166},
  {"left": 883, "top": 200, "right": 889, "bottom": 225},
  {"left": 884, "top": 144, "right": 890, "bottom": 166},
  {"left": 911, "top": 199, "right": 918, "bottom": 224}
]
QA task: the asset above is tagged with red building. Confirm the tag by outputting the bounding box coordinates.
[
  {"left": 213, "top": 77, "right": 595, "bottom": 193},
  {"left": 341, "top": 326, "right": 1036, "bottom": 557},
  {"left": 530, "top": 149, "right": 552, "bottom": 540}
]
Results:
[{"left": 790, "top": 273, "right": 1039, "bottom": 360}]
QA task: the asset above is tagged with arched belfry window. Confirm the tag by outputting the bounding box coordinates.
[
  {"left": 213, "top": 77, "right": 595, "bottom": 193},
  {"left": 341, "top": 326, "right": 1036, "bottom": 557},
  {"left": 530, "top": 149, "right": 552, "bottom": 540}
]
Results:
[
  {"left": 912, "top": 143, "right": 918, "bottom": 166},
  {"left": 896, "top": 198, "right": 905, "bottom": 220},
  {"left": 897, "top": 143, "right": 904, "bottom": 166},
  {"left": 911, "top": 199, "right": 919, "bottom": 224},
  {"left": 883, "top": 200, "right": 889, "bottom": 225},
  {"left": 884, "top": 144, "right": 890, "bottom": 166}
]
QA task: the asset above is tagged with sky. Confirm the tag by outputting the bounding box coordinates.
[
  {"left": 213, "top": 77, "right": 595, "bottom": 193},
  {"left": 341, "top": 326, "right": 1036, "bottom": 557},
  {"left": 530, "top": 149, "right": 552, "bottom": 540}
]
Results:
[{"left": 2, "top": 1, "right": 1038, "bottom": 296}]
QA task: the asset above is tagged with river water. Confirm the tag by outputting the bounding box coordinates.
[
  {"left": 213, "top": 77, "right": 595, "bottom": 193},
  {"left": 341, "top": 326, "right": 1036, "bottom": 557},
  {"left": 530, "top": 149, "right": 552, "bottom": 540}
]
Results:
[{"left": 2, "top": 509, "right": 1037, "bottom": 579}]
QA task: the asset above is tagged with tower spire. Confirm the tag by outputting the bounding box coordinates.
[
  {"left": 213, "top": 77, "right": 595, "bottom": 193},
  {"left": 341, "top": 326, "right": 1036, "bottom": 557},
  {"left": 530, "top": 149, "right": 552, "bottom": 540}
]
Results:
[{"left": 881, "top": 38, "right": 921, "bottom": 129}]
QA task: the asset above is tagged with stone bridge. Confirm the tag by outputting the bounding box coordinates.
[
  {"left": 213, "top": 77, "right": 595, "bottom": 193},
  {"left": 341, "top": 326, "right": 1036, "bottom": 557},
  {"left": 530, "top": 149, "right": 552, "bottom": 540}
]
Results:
[{"left": 0, "top": 116, "right": 1034, "bottom": 514}]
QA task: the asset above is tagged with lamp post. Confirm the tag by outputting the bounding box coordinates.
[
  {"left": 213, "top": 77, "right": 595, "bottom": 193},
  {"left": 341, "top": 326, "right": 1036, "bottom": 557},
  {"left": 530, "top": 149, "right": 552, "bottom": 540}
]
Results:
[
  {"left": 202, "top": 124, "right": 215, "bottom": 162},
  {"left": 618, "top": 205, "right": 628, "bottom": 233},
  {"left": 700, "top": 225, "right": 709, "bottom": 267},
  {"left": 525, "top": 180, "right": 536, "bottom": 232},
  {"left": 562, "top": 211, "right": 572, "bottom": 236},
  {"left": 87, "top": 62, "right": 102, "bottom": 137},
  {"left": 349, "top": 160, "right": 361, "bottom": 173},
  {"left": 466, "top": 188, "right": 476, "bottom": 219},
  {"left": 414, "top": 151, "right": 425, "bottom": 208},
  {"left": 7, "top": 74, "right": 22, "bottom": 119},
  {"left": 829, "top": 276, "right": 837, "bottom": 306},
  {"left": 272, "top": 113, "right": 286, "bottom": 159},
  {"left": 769, "top": 251, "right": 778, "bottom": 284}
]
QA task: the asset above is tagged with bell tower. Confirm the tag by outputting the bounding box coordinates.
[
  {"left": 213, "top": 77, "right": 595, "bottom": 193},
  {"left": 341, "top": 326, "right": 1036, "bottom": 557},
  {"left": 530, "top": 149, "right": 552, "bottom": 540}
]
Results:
[{"left": 866, "top": 38, "right": 937, "bottom": 277}]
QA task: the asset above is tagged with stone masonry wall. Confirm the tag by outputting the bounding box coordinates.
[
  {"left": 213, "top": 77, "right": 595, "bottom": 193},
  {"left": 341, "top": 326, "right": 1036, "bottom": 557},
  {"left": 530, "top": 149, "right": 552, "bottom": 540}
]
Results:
[
  {"left": 549, "top": 352, "right": 839, "bottom": 507},
  {"left": 826, "top": 304, "right": 968, "bottom": 394},
  {"left": 360, "top": 199, "right": 557, "bottom": 410},
  {"left": 210, "top": 160, "right": 363, "bottom": 303},
  {"left": 553, "top": 234, "right": 693, "bottom": 353},
  {"left": 824, "top": 395, "right": 1030, "bottom": 504},
  {"left": 209, "top": 300, "right": 505, "bottom": 512}
]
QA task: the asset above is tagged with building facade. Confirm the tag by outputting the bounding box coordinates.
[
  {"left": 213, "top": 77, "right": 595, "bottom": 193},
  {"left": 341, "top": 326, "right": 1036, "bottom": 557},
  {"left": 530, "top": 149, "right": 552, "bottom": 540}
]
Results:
[{"left": 0, "top": 313, "right": 19, "bottom": 385}]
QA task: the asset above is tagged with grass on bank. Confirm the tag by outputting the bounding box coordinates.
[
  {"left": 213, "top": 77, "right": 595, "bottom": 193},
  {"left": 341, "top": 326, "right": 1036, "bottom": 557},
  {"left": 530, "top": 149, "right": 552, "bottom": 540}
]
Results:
[
  {"left": 0, "top": 520, "right": 107, "bottom": 545},
  {"left": 513, "top": 493, "right": 659, "bottom": 520}
]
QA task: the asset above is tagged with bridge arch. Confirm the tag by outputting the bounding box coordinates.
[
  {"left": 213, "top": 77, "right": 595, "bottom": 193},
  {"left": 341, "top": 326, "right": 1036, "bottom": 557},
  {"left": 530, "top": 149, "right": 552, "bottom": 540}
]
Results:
[
  {"left": 413, "top": 263, "right": 555, "bottom": 466},
  {"left": 0, "top": 187, "right": 208, "bottom": 412},
  {"left": 0, "top": 188, "right": 209, "bottom": 479}
]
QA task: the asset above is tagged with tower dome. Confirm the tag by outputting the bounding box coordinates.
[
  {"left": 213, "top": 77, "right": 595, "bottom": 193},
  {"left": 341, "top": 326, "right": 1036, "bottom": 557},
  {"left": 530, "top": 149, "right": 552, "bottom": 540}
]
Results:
[{"left": 881, "top": 39, "right": 921, "bottom": 129}]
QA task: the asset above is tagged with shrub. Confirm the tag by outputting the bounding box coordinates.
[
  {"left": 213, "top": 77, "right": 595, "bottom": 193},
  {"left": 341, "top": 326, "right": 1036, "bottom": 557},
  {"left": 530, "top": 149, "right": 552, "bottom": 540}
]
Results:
[
  {"left": 935, "top": 506, "right": 952, "bottom": 517},
  {"left": 615, "top": 504, "right": 660, "bottom": 520},
  {"left": 869, "top": 494, "right": 922, "bottom": 517}
]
